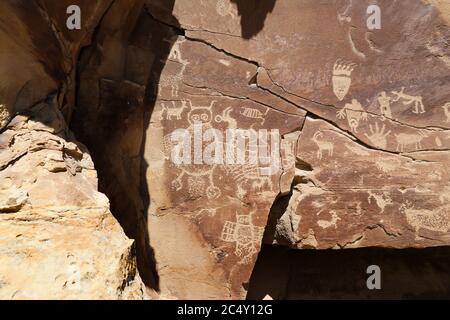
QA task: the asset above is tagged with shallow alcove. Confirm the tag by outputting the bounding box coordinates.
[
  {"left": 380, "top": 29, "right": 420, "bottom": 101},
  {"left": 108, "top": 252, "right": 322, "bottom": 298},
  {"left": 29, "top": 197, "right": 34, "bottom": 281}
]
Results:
[{"left": 247, "top": 245, "right": 450, "bottom": 299}]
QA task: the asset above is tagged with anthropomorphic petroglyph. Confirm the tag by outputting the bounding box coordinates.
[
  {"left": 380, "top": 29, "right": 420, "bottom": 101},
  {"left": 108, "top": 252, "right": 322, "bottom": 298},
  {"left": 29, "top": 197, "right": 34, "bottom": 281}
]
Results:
[
  {"left": 332, "top": 60, "right": 357, "bottom": 101},
  {"left": 160, "top": 101, "right": 189, "bottom": 120},
  {"left": 156, "top": 38, "right": 189, "bottom": 98},
  {"left": 395, "top": 131, "right": 429, "bottom": 152},
  {"left": 215, "top": 107, "right": 237, "bottom": 129},
  {"left": 240, "top": 107, "right": 268, "bottom": 126},
  {"left": 442, "top": 102, "right": 450, "bottom": 123},
  {"left": 337, "top": 99, "right": 368, "bottom": 133},
  {"left": 364, "top": 122, "right": 391, "bottom": 149},
  {"left": 377, "top": 91, "right": 392, "bottom": 119},
  {"left": 171, "top": 100, "right": 221, "bottom": 199},
  {"left": 312, "top": 131, "right": 334, "bottom": 161},
  {"left": 391, "top": 87, "right": 425, "bottom": 114},
  {"left": 221, "top": 214, "right": 265, "bottom": 264},
  {"left": 216, "top": 0, "right": 237, "bottom": 19},
  {"left": 186, "top": 101, "right": 215, "bottom": 127}
]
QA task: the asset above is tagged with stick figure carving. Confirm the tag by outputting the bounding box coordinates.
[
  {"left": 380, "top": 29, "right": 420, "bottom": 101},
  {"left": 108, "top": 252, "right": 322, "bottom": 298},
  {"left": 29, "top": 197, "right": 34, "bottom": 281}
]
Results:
[
  {"left": 159, "top": 101, "right": 189, "bottom": 120},
  {"left": 377, "top": 91, "right": 392, "bottom": 119}
]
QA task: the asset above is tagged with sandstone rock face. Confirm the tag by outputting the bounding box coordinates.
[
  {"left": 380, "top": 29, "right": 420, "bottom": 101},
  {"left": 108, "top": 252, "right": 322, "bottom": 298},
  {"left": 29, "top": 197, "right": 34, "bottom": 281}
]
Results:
[
  {"left": 0, "top": 98, "right": 146, "bottom": 299},
  {"left": 0, "top": 1, "right": 146, "bottom": 299},
  {"left": 1, "top": 0, "right": 450, "bottom": 300},
  {"left": 73, "top": 0, "right": 450, "bottom": 299}
]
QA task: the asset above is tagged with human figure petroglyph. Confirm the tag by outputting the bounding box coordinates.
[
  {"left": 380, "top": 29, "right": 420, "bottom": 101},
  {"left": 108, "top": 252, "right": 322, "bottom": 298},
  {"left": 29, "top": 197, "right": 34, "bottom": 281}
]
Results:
[
  {"left": 160, "top": 100, "right": 190, "bottom": 120},
  {"left": 332, "top": 60, "right": 357, "bottom": 101},
  {"left": 221, "top": 214, "right": 264, "bottom": 264},
  {"left": 337, "top": 99, "right": 368, "bottom": 133},
  {"left": 377, "top": 91, "right": 392, "bottom": 119},
  {"left": 312, "top": 131, "right": 334, "bottom": 161},
  {"left": 215, "top": 107, "right": 237, "bottom": 129},
  {"left": 442, "top": 102, "right": 450, "bottom": 123},
  {"left": 364, "top": 122, "right": 391, "bottom": 149},
  {"left": 395, "top": 131, "right": 429, "bottom": 152},
  {"left": 391, "top": 87, "right": 426, "bottom": 114},
  {"left": 170, "top": 100, "right": 221, "bottom": 199},
  {"left": 240, "top": 107, "right": 268, "bottom": 126}
]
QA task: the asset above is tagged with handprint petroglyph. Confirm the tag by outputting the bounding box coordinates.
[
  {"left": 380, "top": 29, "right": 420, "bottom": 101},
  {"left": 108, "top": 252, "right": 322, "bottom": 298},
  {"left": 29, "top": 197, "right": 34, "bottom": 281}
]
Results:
[{"left": 364, "top": 122, "right": 391, "bottom": 149}]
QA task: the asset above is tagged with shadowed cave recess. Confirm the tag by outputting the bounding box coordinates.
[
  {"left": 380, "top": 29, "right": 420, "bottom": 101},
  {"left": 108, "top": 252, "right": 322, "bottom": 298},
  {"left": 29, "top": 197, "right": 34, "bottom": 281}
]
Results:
[{"left": 66, "top": 0, "right": 450, "bottom": 299}]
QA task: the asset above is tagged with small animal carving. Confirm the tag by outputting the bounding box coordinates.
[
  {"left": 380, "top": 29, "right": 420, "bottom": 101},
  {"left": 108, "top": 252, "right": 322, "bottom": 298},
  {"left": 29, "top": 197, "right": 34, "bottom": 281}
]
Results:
[
  {"left": 160, "top": 101, "right": 189, "bottom": 120},
  {"left": 395, "top": 131, "right": 429, "bottom": 152},
  {"left": 391, "top": 87, "right": 426, "bottom": 114},
  {"left": 312, "top": 131, "right": 334, "bottom": 160}
]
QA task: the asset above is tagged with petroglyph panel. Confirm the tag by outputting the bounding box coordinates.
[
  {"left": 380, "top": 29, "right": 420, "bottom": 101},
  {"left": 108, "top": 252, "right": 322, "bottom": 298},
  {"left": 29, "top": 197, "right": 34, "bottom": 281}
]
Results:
[
  {"left": 287, "top": 117, "right": 450, "bottom": 249},
  {"left": 125, "top": 0, "right": 450, "bottom": 299}
]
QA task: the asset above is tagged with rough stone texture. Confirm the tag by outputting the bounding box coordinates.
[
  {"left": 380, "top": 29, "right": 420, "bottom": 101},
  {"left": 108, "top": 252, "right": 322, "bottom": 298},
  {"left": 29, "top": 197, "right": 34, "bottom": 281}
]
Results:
[
  {"left": 0, "top": 1, "right": 146, "bottom": 299},
  {"left": 1, "top": 0, "right": 450, "bottom": 300},
  {"left": 70, "top": 0, "right": 450, "bottom": 299}
]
